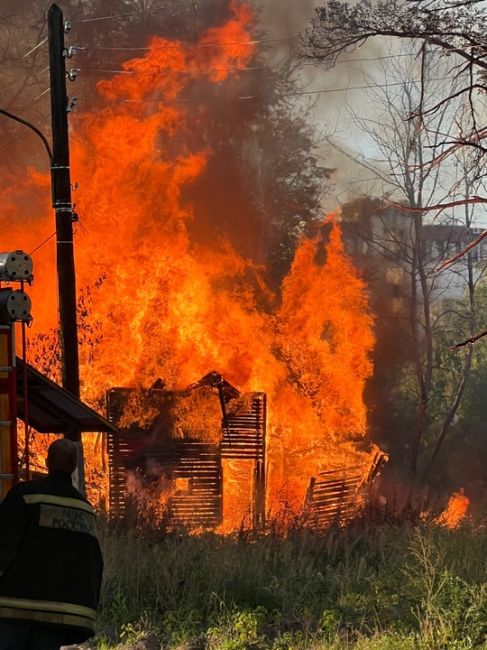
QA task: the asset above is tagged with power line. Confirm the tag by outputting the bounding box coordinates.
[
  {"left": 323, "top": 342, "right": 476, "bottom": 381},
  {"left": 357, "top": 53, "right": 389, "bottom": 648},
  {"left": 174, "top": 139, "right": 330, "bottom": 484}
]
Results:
[
  {"left": 3, "top": 36, "right": 48, "bottom": 64},
  {"left": 63, "top": 6, "right": 487, "bottom": 67},
  {"left": 0, "top": 87, "right": 52, "bottom": 126},
  {"left": 78, "top": 51, "right": 421, "bottom": 77},
  {"left": 25, "top": 87, "right": 50, "bottom": 105},
  {"left": 0, "top": 107, "right": 52, "bottom": 160},
  {"left": 72, "top": 6, "right": 195, "bottom": 24},
  {"left": 30, "top": 231, "right": 56, "bottom": 255},
  {"left": 109, "top": 74, "right": 468, "bottom": 105},
  {"left": 0, "top": 87, "right": 51, "bottom": 128},
  {"left": 77, "top": 36, "right": 298, "bottom": 52},
  {"left": 22, "top": 37, "right": 48, "bottom": 59},
  {"left": 70, "top": 38, "right": 487, "bottom": 56},
  {"left": 0, "top": 112, "right": 51, "bottom": 155}
]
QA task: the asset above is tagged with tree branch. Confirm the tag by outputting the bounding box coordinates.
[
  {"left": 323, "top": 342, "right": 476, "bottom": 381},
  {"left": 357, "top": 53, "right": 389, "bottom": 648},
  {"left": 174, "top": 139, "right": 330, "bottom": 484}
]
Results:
[{"left": 451, "top": 327, "right": 487, "bottom": 348}]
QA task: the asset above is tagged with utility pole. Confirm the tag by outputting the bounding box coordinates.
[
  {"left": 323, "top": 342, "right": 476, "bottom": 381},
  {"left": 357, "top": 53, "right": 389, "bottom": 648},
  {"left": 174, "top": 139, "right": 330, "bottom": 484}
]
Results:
[{"left": 48, "top": 3, "right": 85, "bottom": 490}]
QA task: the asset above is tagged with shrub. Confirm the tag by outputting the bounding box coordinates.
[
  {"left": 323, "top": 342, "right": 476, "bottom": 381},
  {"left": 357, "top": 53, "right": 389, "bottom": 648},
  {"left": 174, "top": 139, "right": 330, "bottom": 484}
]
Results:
[{"left": 95, "top": 522, "right": 487, "bottom": 649}]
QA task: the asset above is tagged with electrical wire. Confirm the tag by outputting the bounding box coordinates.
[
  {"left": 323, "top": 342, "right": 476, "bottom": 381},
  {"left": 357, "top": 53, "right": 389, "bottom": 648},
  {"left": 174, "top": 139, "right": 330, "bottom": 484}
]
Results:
[
  {"left": 4, "top": 36, "right": 48, "bottom": 63},
  {"left": 108, "top": 74, "right": 470, "bottom": 105},
  {"left": 22, "top": 37, "right": 48, "bottom": 59},
  {"left": 71, "top": 39, "right": 487, "bottom": 55},
  {"left": 0, "top": 87, "right": 51, "bottom": 119},
  {"left": 77, "top": 36, "right": 298, "bottom": 51},
  {"left": 30, "top": 231, "right": 56, "bottom": 255},
  {"left": 65, "top": 4, "right": 487, "bottom": 66},
  {"left": 0, "top": 88, "right": 51, "bottom": 154},
  {"left": 26, "top": 87, "right": 50, "bottom": 105},
  {"left": 0, "top": 108, "right": 51, "bottom": 156},
  {"left": 0, "top": 107, "right": 52, "bottom": 160},
  {"left": 79, "top": 51, "right": 423, "bottom": 77},
  {"left": 72, "top": 6, "right": 195, "bottom": 23}
]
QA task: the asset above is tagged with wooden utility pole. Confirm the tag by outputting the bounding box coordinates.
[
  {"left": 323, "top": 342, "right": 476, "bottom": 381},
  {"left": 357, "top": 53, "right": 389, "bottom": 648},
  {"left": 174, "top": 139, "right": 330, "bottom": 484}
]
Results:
[{"left": 48, "top": 3, "right": 85, "bottom": 490}]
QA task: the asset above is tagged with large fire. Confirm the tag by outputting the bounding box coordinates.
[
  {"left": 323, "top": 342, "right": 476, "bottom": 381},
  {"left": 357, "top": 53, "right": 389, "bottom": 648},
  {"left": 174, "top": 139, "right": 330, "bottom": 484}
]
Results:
[{"left": 2, "top": 2, "right": 375, "bottom": 524}]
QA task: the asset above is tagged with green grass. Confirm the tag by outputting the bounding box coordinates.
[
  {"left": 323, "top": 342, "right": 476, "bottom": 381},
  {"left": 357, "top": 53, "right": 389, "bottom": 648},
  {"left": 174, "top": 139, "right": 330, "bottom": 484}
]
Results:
[{"left": 95, "top": 521, "right": 487, "bottom": 649}]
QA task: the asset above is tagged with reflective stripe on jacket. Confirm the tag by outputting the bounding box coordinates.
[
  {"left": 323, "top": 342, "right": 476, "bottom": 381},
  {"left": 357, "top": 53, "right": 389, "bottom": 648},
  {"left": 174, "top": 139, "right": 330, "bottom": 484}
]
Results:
[{"left": 0, "top": 595, "right": 96, "bottom": 632}]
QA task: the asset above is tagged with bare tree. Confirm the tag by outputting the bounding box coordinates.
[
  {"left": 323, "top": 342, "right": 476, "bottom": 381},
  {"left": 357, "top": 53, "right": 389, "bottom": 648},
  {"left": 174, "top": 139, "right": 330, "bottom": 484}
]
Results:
[
  {"left": 335, "top": 49, "right": 483, "bottom": 475},
  {"left": 306, "top": 0, "right": 487, "bottom": 210},
  {"left": 423, "top": 144, "right": 486, "bottom": 476}
]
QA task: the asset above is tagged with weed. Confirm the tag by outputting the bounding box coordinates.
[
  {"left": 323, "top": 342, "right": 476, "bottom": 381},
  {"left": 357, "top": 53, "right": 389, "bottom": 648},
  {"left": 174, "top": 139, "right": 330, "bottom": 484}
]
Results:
[{"left": 94, "top": 522, "right": 487, "bottom": 649}]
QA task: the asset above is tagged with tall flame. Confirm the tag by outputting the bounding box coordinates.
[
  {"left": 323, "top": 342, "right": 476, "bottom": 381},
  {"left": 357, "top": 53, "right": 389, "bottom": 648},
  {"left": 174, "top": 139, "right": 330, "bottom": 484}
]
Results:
[{"left": 1, "top": 2, "right": 375, "bottom": 521}]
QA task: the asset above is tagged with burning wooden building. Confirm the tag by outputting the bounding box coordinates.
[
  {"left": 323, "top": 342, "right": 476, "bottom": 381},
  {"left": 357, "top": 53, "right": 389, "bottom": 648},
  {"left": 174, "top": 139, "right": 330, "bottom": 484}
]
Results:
[
  {"left": 106, "top": 372, "right": 266, "bottom": 529},
  {"left": 106, "top": 370, "right": 387, "bottom": 531}
]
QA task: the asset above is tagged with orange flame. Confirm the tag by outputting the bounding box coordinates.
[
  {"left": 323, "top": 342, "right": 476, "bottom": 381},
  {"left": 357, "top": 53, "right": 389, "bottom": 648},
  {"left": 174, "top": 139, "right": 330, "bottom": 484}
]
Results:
[
  {"left": 1, "top": 2, "right": 376, "bottom": 524},
  {"left": 436, "top": 489, "right": 470, "bottom": 529}
]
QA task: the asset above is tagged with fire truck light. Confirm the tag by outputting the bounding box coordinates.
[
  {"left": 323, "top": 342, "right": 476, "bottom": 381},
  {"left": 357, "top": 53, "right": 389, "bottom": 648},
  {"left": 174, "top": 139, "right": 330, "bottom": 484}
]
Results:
[
  {"left": 0, "top": 251, "right": 33, "bottom": 284},
  {"left": 0, "top": 289, "right": 32, "bottom": 324}
]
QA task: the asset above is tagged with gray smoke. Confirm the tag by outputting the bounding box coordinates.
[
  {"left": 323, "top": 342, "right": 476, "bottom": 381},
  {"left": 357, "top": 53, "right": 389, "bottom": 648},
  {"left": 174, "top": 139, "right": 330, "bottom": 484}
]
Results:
[{"left": 255, "top": 0, "right": 390, "bottom": 209}]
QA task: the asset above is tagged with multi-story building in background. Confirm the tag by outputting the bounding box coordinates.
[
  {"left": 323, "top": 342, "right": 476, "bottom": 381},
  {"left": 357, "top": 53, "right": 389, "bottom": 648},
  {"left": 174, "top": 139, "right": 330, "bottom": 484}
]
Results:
[
  {"left": 341, "top": 197, "right": 487, "bottom": 313},
  {"left": 339, "top": 197, "right": 487, "bottom": 447}
]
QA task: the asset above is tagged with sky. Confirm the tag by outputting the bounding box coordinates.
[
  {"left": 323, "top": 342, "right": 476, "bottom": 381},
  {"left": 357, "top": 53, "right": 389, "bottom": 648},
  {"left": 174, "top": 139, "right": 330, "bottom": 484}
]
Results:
[{"left": 257, "top": 0, "right": 487, "bottom": 227}]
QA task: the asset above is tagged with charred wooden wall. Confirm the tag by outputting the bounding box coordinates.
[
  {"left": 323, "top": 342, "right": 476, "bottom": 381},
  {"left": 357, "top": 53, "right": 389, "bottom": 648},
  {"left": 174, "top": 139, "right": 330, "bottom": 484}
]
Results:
[
  {"left": 106, "top": 387, "right": 267, "bottom": 530},
  {"left": 221, "top": 392, "right": 266, "bottom": 528}
]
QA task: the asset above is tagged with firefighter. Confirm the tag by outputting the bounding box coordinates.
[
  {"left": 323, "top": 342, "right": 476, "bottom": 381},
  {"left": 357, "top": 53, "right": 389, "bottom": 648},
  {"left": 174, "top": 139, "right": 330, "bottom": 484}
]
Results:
[{"left": 0, "top": 439, "right": 103, "bottom": 649}]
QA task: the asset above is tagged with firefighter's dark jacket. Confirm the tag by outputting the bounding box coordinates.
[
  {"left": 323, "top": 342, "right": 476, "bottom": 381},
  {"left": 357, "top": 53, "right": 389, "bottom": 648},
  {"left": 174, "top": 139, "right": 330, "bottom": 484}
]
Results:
[{"left": 0, "top": 472, "right": 103, "bottom": 643}]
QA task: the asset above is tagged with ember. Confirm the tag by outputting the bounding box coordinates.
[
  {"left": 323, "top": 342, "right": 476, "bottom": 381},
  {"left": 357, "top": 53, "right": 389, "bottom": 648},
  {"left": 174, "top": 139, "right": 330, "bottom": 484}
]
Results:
[{"left": 1, "top": 2, "right": 378, "bottom": 527}]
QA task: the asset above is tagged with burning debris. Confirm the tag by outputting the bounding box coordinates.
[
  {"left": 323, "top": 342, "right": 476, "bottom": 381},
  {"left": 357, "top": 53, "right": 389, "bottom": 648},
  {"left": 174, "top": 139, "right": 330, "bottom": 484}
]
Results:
[
  {"left": 436, "top": 489, "right": 470, "bottom": 529},
  {"left": 305, "top": 446, "right": 388, "bottom": 528}
]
